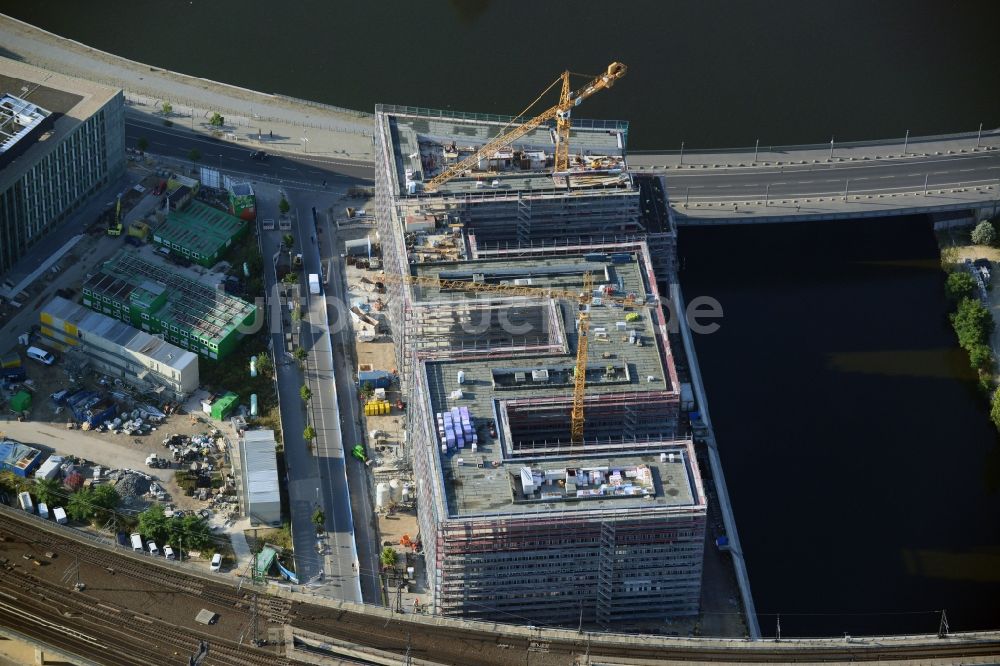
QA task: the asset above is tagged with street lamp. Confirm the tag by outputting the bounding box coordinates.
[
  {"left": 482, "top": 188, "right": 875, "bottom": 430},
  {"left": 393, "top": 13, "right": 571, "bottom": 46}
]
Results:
[
  {"left": 300, "top": 137, "right": 309, "bottom": 154},
  {"left": 903, "top": 129, "right": 909, "bottom": 155}
]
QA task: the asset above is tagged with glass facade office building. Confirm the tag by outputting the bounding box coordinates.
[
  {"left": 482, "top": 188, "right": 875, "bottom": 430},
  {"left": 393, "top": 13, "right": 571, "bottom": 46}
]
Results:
[{"left": 0, "top": 58, "right": 125, "bottom": 277}]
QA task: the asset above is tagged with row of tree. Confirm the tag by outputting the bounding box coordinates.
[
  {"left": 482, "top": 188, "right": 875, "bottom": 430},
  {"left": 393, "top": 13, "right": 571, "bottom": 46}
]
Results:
[
  {"left": 2, "top": 470, "right": 214, "bottom": 553},
  {"left": 136, "top": 504, "right": 214, "bottom": 552}
]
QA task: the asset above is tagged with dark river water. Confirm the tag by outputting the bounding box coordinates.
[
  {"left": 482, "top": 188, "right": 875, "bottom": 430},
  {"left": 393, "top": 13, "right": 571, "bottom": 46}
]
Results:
[
  {"left": 4, "top": 1, "right": 1000, "bottom": 637},
  {"left": 681, "top": 217, "right": 1000, "bottom": 637},
  {"left": 2, "top": 1, "right": 999, "bottom": 149}
]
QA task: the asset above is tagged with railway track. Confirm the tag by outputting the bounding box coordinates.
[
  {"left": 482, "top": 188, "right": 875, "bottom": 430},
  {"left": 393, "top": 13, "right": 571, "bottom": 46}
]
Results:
[
  {"left": 1, "top": 507, "right": 999, "bottom": 665},
  {"left": 0, "top": 518, "right": 286, "bottom": 666}
]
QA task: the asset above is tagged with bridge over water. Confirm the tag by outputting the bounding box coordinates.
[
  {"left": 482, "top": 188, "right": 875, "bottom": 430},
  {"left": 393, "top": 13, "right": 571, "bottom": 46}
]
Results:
[{"left": 629, "top": 129, "right": 1000, "bottom": 224}]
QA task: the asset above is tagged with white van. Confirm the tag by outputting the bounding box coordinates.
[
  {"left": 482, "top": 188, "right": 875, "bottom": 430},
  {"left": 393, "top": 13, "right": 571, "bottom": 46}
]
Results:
[
  {"left": 147, "top": 541, "right": 159, "bottom": 556},
  {"left": 37, "top": 502, "right": 49, "bottom": 520},
  {"left": 26, "top": 346, "right": 56, "bottom": 365},
  {"left": 130, "top": 533, "right": 144, "bottom": 552},
  {"left": 163, "top": 545, "right": 176, "bottom": 561}
]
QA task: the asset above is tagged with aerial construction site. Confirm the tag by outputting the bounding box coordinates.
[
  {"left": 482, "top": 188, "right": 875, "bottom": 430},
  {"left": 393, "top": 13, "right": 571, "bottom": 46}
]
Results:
[{"left": 374, "top": 64, "right": 716, "bottom": 627}]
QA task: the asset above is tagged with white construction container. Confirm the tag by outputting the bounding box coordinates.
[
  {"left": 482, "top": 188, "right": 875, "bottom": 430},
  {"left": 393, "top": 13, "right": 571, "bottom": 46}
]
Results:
[{"left": 375, "top": 482, "right": 391, "bottom": 509}]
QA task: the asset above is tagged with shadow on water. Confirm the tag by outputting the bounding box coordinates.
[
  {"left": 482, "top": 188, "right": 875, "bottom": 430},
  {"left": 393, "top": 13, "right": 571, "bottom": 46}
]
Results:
[{"left": 679, "top": 215, "right": 1000, "bottom": 637}]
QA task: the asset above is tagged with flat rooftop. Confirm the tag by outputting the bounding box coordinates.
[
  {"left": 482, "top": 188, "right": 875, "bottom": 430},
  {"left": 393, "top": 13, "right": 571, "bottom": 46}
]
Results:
[
  {"left": 154, "top": 200, "right": 246, "bottom": 259},
  {"left": 83, "top": 250, "right": 256, "bottom": 345},
  {"left": 41, "top": 296, "right": 197, "bottom": 372},
  {"left": 378, "top": 104, "right": 630, "bottom": 197},
  {"left": 433, "top": 429, "right": 700, "bottom": 518},
  {"left": 411, "top": 252, "right": 687, "bottom": 518},
  {"left": 0, "top": 57, "right": 119, "bottom": 191},
  {"left": 411, "top": 252, "right": 669, "bottom": 391}
]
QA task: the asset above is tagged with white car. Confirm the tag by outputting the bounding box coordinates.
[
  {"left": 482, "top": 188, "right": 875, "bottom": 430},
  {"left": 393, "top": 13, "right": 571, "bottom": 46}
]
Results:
[{"left": 210, "top": 553, "right": 222, "bottom": 572}]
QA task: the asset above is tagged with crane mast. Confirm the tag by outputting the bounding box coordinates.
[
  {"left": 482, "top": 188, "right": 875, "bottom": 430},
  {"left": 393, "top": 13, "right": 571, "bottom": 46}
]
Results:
[{"left": 423, "top": 62, "right": 627, "bottom": 192}]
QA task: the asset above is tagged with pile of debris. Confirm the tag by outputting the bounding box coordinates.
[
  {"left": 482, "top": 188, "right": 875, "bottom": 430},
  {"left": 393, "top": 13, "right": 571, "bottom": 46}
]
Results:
[{"left": 112, "top": 469, "right": 151, "bottom": 498}]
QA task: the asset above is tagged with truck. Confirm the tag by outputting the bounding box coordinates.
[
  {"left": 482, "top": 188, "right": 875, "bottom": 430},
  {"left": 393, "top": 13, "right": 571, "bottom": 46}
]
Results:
[
  {"left": 17, "top": 491, "right": 33, "bottom": 513},
  {"left": 308, "top": 273, "right": 321, "bottom": 295},
  {"left": 145, "top": 454, "right": 169, "bottom": 469}
]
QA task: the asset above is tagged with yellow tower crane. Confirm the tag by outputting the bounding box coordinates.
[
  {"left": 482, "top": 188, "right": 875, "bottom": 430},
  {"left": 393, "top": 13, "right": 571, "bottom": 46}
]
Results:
[
  {"left": 423, "top": 62, "right": 627, "bottom": 192},
  {"left": 376, "top": 270, "right": 652, "bottom": 446}
]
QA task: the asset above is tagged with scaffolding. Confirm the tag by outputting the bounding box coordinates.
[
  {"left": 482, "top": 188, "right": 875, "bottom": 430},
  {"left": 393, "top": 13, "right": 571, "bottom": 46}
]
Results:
[{"left": 374, "top": 104, "right": 701, "bottom": 626}]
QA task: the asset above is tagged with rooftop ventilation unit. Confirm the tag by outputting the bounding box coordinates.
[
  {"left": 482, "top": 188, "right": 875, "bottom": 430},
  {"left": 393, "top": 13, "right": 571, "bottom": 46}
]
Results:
[{"left": 531, "top": 369, "right": 550, "bottom": 382}]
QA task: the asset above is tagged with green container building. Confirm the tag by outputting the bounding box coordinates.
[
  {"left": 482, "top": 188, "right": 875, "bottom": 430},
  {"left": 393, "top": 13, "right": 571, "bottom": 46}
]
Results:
[
  {"left": 210, "top": 392, "right": 239, "bottom": 420},
  {"left": 81, "top": 251, "right": 257, "bottom": 360},
  {"left": 152, "top": 200, "right": 247, "bottom": 268}
]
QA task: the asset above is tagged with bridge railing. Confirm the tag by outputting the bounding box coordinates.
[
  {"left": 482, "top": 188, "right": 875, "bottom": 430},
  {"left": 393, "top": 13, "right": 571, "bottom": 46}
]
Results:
[{"left": 629, "top": 128, "right": 1000, "bottom": 155}]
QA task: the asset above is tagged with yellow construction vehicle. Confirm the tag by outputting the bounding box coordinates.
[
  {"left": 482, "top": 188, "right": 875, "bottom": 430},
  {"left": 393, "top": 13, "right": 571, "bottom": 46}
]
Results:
[
  {"left": 376, "top": 269, "right": 653, "bottom": 446},
  {"left": 423, "top": 62, "right": 627, "bottom": 192}
]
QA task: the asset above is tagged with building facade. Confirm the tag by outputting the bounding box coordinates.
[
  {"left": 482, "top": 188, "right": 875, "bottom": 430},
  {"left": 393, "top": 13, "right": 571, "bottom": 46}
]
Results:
[
  {"left": 39, "top": 295, "right": 198, "bottom": 400},
  {"left": 0, "top": 58, "right": 125, "bottom": 276}
]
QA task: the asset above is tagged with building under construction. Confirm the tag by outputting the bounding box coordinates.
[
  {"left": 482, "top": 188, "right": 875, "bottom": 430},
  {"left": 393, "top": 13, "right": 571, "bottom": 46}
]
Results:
[
  {"left": 81, "top": 250, "right": 257, "bottom": 360},
  {"left": 374, "top": 104, "right": 676, "bottom": 387},
  {"left": 392, "top": 249, "right": 705, "bottom": 625},
  {"left": 373, "top": 72, "right": 703, "bottom": 626}
]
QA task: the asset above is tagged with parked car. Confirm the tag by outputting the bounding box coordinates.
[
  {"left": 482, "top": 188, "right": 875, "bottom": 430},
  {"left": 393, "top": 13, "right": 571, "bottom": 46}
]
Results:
[
  {"left": 210, "top": 553, "right": 222, "bottom": 572},
  {"left": 249, "top": 150, "right": 268, "bottom": 161},
  {"left": 26, "top": 346, "right": 56, "bottom": 365}
]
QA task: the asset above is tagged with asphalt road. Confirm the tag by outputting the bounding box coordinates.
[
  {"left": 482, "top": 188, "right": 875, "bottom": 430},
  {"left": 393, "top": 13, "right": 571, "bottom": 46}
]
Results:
[
  {"left": 256, "top": 185, "right": 327, "bottom": 589},
  {"left": 125, "top": 115, "right": 375, "bottom": 186},
  {"left": 633, "top": 151, "right": 1000, "bottom": 203}
]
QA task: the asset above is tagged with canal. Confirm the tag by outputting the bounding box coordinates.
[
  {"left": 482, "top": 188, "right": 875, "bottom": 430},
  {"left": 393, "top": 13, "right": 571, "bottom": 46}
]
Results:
[{"left": 680, "top": 216, "right": 1000, "bottom": 636}]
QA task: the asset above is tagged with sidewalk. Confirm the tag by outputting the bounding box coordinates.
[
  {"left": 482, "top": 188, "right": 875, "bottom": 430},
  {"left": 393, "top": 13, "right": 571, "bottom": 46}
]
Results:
[{"left": 0, "top": 13, "right": 375, "bottom": 161}]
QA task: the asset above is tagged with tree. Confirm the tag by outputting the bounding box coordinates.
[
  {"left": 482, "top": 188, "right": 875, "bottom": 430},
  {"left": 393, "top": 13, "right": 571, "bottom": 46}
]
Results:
[
  {"left": 945, "top": 271, "right": 977, "bottom": 301},
  {"left": 209, "top": 112, "right": 225, "bottom": 127},
  {"left": 950, "top": 297, "right": 994, "bottom": 350},
  {"left": 282, "top": 234, "right": 294, "bottom": 249},
  {"left": 161, "top": 101, "right": 173, "bottom": 115},
  {"left": 0, "top": 471, "right": 29, "bottom": 496},
  {"left": 293, "top": 347, "right": 308, "bottom": 362},
  {"left": 969, "top": 343, "right": 994, "bottom": 371},
  {"left": 138, "top": 504, "right": 170, "bottom": 544},
  {"left": 972, "top": 221, "right": 996, "bottom": 246},
  {"left": 303, "top": 425, "right": 317, "bottom": 442},
  {"left": 33, "top": 477, "right": 63, "bottom": 506},
  {"left": 63, "top": 471, "right": 84, "bottom": 492},
  {"left": 380, "top": 546, "right": 398, "bottom": 568},
  {"left": 291, "top": 304, "right": 302, "bottom": 324},
  {"left": 255, "top": 352, "right": 273, "bottom": 378},
  {"left": 91, "top": 485, "right": 120, "bottom": 523},
  {"left": 991, "top": 387, "right": 1000, "bottom": 431},
  {"left": 360, "top": 382, "right": 375, "bottom": 401},
  {"left": 282, "top": 272, "right": 299, "bottom": 284},
  {"left": 312, "top": 508, "right": 325, "bottom": 533},
  {"left": 188, "top": 149, "right": 202, "bottom": 165},
  {"left": 300, "top": 385, "right": 312, "bottom": 402},
  {"left": 168, "top": 514, "right": 212, "bottom": 551},
  {"left": 66, "top": 487, "right": 95, "bottom": 522},
  {"left": 136, "top": 137, "right": 149, "bottom": 153},
  {"left": 279, "top": 197, "right": 290, "bottom": 215}
]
